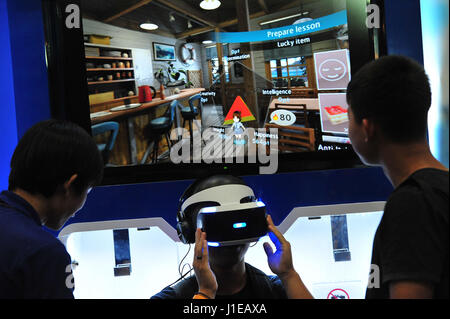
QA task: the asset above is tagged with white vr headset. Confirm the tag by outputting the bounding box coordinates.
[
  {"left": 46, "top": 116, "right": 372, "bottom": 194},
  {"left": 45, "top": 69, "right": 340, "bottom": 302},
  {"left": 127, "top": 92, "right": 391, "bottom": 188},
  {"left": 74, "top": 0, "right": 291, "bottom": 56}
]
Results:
[{"left": 177, "top": 184, "right": 268, "bottom": 247}]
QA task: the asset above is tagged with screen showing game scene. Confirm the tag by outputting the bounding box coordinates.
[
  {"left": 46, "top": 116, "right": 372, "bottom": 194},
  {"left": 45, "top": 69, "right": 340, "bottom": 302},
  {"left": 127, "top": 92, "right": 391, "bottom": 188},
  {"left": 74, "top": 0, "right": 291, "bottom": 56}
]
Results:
[{"left": 83, "top": 0, "right": 357, "bottom": 172}]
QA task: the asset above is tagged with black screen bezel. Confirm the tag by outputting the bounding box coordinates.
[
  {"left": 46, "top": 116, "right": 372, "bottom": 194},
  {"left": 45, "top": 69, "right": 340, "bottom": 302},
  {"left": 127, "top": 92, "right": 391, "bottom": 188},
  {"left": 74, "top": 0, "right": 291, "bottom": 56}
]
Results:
[{"left": 42, "top": 0, "right": 387, "bottom": 186}]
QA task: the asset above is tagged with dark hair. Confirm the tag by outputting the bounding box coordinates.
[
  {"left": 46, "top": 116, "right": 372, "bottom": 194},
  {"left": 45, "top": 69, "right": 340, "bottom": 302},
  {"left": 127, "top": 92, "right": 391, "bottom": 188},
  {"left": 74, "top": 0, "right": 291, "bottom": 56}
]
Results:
[
  {"left": 233, "top": 111, "right": 242, "bottom": 120},
  {"left": 347, "top": 55, "right": 431, "bottom": 143},
  {"left": 9, "top": 120, "right": 104, "bottom": 197}
]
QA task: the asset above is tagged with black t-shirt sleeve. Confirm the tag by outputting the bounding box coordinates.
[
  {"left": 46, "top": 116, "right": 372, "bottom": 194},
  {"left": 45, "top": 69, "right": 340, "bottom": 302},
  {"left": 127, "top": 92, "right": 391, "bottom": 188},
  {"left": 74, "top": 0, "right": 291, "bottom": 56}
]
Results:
[
  {"left": 151, "top": 276, "right": 197, "bottom": 299},
  {"left": 378, "top": 188, "right": 445, "bottom": 286},
  {"left": 21, "top": 242, "right": 74, "bottom": 299},
  {"left": 150, "top": 286, "right": 178, "bottom": 299}
]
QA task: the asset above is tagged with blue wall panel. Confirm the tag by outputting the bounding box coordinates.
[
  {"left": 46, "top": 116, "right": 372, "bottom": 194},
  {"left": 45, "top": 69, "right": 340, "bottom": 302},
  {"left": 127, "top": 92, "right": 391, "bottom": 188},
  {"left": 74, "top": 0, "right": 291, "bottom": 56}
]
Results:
[
  {"left": 0, "top": 0, "right": 17, "bottom": 191},
  {"left": 65, "top": 167, "right": 393, "bottom": 230},
  {"left": 384, "top": 0, "right": 424, "bottom": 64},
  {"left": 6, "top": 0, "right": 51, "bottom": 139},
  {"left": 1, "top": 0, "right": 51, "bottom": 189}
]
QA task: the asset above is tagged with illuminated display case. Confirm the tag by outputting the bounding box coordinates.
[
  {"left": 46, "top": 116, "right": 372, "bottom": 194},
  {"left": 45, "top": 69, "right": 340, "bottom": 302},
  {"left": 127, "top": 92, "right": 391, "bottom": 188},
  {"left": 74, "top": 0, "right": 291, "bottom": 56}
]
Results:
[{"left": 59, "top": 202, "right": 385, "bottom": 299}]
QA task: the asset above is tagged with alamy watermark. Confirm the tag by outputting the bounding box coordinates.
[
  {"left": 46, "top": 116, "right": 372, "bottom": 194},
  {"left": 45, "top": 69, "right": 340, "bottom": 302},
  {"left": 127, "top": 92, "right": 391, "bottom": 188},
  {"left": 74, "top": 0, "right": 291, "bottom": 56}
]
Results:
[
  {"left": 64, "top": 262, "right": 381, "bottom": 291},
  {"left": 367, "top": 4, "right": 381, "bottom": 29},
  {"left": 168, "top": 121, "right": 279, "bottom": 175},
  {"left": 65, "top": 264, "right": 75, "bottom": 289},
  {"left": 65, "top": 4, "right": 80, "bottom": 29},
  {"left": 367, "top": 264, "right": 381, "bottom": 289}
]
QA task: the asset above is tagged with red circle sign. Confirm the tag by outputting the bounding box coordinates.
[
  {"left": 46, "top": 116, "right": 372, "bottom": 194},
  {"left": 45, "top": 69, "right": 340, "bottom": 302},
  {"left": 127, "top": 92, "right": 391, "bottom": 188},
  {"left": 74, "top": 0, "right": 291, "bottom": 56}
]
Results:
[{"left": 327, "top": 288, "right": 350, "bottom": 299}]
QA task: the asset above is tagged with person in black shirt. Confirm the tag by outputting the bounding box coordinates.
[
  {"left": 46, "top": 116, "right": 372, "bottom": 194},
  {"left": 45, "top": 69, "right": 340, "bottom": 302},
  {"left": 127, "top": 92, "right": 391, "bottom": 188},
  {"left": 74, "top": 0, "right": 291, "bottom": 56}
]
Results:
[
  {"left": 151, "top": 244, "right": 287, "bottom": 299},
  {"left": 346, "top": 55, "right": 448, "bottom": 299},
  {"left": 0, "top": 120, "right": 103, "bottom": 298},
  {"left": 244, "top": 55, "right": 448, "bottom": 300},
  {"left": 364, "top": 168, "right": 448, "bottom": 298}
]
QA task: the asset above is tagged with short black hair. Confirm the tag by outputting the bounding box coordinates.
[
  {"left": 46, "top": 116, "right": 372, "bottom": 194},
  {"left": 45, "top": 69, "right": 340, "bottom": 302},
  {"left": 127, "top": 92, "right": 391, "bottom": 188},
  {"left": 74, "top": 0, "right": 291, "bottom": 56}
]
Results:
[
  {"left": 9, "top": 119, "right": 104, "bottom": 197},
  {"left": 347, "top": 55, "right": 431, "bottom": 143}
]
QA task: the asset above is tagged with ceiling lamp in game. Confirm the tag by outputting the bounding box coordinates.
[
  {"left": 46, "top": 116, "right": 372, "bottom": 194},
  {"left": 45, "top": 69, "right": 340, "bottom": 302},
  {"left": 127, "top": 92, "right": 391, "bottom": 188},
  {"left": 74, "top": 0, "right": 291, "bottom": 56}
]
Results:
[
  {"left": 200, "top": 0, "right": 221, "bottom": 10},
  {"left": 140, "top": 21, "right": 159, "bottom": 31}
]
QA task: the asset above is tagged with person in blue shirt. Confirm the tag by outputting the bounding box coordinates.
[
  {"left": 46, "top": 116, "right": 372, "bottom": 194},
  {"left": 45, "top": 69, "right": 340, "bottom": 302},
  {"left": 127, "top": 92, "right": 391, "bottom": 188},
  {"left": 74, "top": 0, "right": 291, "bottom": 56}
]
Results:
[{"left": 0, "top": 120, "right": 103, "bottom": 298}]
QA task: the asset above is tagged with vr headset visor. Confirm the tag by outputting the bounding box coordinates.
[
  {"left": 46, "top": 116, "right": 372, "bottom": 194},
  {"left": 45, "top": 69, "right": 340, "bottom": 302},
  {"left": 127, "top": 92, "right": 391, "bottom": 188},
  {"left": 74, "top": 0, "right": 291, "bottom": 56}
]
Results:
[{"left": 197, "top": 201, "right": 268, "bottom": 247}]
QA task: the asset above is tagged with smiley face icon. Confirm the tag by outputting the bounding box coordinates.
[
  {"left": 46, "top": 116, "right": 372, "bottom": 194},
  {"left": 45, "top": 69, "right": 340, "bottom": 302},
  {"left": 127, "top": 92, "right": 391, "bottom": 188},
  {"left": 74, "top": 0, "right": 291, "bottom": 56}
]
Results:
[{"left": 318, "top": 59, "right": 347, "bottom": 82}]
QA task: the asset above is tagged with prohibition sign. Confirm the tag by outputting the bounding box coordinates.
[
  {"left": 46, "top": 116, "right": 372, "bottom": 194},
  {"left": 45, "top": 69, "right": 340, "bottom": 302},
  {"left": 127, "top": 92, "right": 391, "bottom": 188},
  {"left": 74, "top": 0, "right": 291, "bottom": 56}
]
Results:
[{"left": 327, "top": 288, "right": 350, "bottom": 299}]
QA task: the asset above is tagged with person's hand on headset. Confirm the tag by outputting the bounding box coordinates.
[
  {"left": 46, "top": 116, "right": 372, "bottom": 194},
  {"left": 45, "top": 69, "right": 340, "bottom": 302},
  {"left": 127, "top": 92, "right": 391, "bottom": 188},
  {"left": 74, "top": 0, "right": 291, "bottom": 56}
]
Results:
[
  {"left": 263, "top": 215, "right": 313, "bottom": 299},
  {"left": 263, "top": 215, "right": 296, "bottom": 279},
  {"left": 193, "top": 228, "right": 218, "bottom": 299}
]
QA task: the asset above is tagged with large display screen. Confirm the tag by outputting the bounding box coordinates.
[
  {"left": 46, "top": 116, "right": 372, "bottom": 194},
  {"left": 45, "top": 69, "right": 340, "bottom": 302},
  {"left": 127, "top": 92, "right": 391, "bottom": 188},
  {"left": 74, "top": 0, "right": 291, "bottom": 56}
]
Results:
[{"left": 44, "top": 0, "right": 377, "bottom": 182}]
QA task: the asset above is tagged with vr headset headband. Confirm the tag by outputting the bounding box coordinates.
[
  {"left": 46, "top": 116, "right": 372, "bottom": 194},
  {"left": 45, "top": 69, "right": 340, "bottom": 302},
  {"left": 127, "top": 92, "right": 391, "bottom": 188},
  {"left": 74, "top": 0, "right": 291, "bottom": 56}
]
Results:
[{"left": 177, "top": 184, "right": 268, "bottom": 246}]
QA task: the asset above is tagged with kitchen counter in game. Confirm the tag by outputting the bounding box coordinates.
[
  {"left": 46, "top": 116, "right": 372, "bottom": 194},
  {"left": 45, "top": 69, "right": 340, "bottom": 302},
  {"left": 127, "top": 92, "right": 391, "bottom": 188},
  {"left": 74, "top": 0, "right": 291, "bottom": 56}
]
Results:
[
  {"left": 90, "top": 88, "right": 205, "bottom": 165},
  {"left": 90, "top": 88, "right": 205, "bottom": 125}
]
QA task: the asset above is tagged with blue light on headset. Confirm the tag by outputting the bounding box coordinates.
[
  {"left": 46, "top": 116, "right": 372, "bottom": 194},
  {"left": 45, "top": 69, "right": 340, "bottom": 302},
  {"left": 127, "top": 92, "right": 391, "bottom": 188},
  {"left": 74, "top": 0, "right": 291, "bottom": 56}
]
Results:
[
  {"left": 256, "top": 200, "right": 265, "bottom": 207},
  {"left": 208, "top": 242, "right": 220, "bottom": 247},
  {"left": 233, "top": 222, "right": 247, "bottom": 229}
]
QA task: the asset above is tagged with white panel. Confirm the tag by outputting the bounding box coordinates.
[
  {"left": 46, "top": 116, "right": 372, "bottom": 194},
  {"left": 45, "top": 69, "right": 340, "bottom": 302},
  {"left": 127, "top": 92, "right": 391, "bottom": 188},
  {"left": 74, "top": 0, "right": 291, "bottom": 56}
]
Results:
[
  {"left": 63, "top": 204, "right": 383, "bottom": 299},
  {"left": 67, "top": 227, "right": 180, "bottom": 299},
  {"left": 244, "top": 211, "right": 383, "bottom": 299}
]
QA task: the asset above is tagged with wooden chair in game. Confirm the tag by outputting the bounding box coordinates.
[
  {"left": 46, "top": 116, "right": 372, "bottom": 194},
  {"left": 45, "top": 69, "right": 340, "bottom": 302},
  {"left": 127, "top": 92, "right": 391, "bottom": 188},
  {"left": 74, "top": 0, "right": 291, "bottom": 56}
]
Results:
[{"left": 265, "top": 123, "right": 315, "bottom": 154}]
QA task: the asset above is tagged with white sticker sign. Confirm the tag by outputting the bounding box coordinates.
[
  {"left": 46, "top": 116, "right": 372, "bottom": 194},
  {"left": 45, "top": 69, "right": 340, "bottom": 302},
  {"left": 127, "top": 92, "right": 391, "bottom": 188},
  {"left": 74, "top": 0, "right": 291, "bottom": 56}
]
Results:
[{"left": 269, "top": 110, "right": 296, "bottom": 126}]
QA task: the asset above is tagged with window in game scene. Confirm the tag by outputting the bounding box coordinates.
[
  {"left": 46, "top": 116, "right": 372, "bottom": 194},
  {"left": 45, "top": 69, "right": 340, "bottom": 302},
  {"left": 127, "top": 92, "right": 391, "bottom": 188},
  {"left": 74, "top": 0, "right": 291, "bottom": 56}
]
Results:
[
  {"left": 209, "top": 58, "right": 230, "bottom": 84},
  {"left": 269, "top": 57, "right": 309, "bottom": 88},
  {"left": 206, "top": 45, "right": 230, "bottom": 84}
]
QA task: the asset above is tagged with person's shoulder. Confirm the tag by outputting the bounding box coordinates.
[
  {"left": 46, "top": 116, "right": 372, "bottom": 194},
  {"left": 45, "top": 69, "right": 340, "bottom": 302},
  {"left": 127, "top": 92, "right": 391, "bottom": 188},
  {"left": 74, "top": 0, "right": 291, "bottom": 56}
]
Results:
[
  {"left": 387, "top": 168, "right": 449, "bottom": 209},
  {"left": 384, "top": 183, "right": 425, "bottom": 219},
  {"left": 401, "top": 168, "right": 449, "bottom": 192},
  {"left": 245, "top": 263, "right": 288, "bottom": 298},
  {"left": 0, "top": 207, "right": 62, "bottom": 253},
  {"left": 150, "top": 285, "right": 177, "bottom": 299},
  {"left": 411, "top": 167, "right": 448, "bottom": 181},
  {"left": 414, "top": 167, "right": 449, "bottom": 177},
  {"left": 32, "top": 237, "right": 70, "bottom": 259},
  {"left": 151, "top": 276, "right": 198, "bottom": 299},
  {"left": 382, "top": 169, "right": 449, "bottom": 229}
]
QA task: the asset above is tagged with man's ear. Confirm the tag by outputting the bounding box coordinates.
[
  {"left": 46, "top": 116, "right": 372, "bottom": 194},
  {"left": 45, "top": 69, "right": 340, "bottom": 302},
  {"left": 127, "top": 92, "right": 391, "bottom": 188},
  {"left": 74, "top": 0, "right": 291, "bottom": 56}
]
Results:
[
  {"left": 361, "top": 118, "right": 376, "bottom": 142},
  {"left": 63, "top": 174, "right": 79, "bottom": 194}
]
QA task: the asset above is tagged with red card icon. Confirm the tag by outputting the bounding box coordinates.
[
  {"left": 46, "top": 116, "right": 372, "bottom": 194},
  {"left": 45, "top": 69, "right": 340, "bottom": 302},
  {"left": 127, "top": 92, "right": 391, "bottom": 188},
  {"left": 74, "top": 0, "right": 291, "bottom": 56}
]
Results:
[
  {"left": 324, "top": 105, "right": 348, "bottom": 125},
  {"left": 325, "top": 105, "right": 347, "bottom": 115}
]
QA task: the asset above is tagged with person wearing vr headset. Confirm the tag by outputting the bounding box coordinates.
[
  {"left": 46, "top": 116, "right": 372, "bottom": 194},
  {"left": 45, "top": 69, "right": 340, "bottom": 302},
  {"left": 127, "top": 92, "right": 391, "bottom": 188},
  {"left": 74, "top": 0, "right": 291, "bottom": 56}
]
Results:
[{"left": 151, "top": 175, "right": 313, "bottom": 299}]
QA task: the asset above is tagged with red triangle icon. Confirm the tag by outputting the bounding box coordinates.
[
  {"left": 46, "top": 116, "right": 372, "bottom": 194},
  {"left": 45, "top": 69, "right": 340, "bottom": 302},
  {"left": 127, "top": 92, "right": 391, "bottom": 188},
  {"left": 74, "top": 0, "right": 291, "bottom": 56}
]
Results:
[{"left": 223, "top": 96, "right": 256, "bottom": 125}]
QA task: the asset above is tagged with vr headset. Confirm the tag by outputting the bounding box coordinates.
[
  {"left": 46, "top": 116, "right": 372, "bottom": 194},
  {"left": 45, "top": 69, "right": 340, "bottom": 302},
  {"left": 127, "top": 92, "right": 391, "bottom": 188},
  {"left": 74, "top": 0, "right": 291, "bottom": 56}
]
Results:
[{"left": 176, "top": 184, "right": 268, "bottom": 246}]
